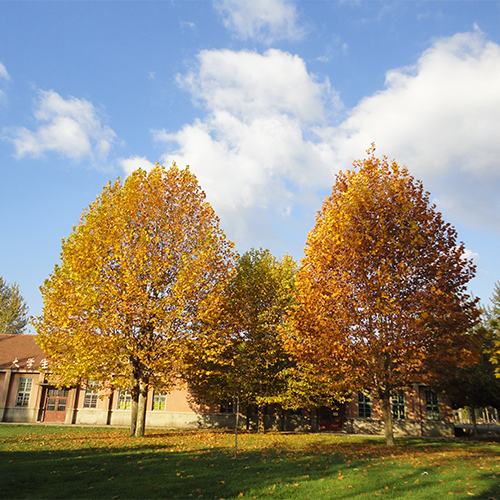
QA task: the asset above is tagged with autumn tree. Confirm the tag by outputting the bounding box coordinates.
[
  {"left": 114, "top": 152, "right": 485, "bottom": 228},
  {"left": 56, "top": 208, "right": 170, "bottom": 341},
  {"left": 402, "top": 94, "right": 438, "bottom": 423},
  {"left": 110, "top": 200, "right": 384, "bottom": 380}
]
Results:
[
  {"left": 284, "top": 147, "right": 481, "bottom": 446},
  {"left": 184, "top": 248, "right": 296, "bottom": 432},
  {"left": 34, "top": 164, "right": 235, "bottom": 437},
  {"left": 489, "top": 282, "right": 500, "bottom": 378},
  {"left": 0, "top": 277, "right": 29, "bottom": 334}
]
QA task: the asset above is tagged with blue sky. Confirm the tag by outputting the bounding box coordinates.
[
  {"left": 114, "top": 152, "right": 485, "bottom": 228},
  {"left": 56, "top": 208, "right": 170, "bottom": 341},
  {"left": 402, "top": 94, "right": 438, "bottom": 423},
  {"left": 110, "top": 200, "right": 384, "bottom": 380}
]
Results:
[{"left": 1, "top": 1, "right": 500, "bottom": 329}]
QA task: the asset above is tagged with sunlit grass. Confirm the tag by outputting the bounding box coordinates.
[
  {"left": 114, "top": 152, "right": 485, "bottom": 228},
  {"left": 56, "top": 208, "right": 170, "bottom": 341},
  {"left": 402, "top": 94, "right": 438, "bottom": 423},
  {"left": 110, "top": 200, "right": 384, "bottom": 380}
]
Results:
[{"left": 1, "top": 425, "right": 499, "bottom": 499}]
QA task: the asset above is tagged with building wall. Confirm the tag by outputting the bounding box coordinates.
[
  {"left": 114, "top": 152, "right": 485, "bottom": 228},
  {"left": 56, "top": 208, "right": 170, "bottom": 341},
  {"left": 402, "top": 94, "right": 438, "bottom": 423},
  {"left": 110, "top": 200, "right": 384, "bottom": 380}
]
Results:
[
  {"left": 0, "top": 371, "right": 45, "bottom": 423},
  {"left": 0, "top": 367, "right": 454, "bottom": 437},
  {"left": 343, "top": 386, "right": 454, "bottom": 437}
]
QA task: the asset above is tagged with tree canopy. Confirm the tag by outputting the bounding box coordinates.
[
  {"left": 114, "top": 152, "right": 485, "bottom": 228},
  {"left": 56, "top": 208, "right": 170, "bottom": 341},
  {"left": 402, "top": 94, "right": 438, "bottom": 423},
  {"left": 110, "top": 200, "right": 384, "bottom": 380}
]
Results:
[
  {"left": 0, "top": 277, "right": 29, "bottom": 335},
  {"left": 34, "top": 164, "right": 235, "bottom": 436},
  {"left": 184, "top": 248, "right": 296, "bottom": 431},
  {"left": 284, "top": 147, "right": 481, "bottom": 446},
  {"left": 489, "top": 282, "right": 500, "bottom": 378}
]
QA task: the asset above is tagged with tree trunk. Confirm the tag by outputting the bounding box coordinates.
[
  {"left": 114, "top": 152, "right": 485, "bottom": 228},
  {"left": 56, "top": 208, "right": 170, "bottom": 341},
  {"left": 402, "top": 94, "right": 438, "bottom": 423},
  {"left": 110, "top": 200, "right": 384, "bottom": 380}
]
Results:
[
  {"left": 234, "top": 396, "right": 240, "bottom": 458},
  {"left": 246, "top": 405, "right": 250, "bottom": 431},
  {"left": 469, "top": 406, "right": 478, "bottom": 437},
  {"left": 129, "top": 382, "right": 140, "bottom": 437},
  {"left": 257, "top": 405, "right": 265, "bottom": 433},
  {"left": 381, "top": 395, "right": 395, "bottom": 447},
  {"left": 135, "top": 381, "right": 148, "bottom": 437}
]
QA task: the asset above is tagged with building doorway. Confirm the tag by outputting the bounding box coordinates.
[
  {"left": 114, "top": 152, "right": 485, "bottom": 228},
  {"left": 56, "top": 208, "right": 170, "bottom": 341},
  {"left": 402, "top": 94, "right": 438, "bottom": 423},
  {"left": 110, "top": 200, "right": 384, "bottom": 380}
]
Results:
[
  {"left": 43, "top": 387, "right": 69, "bottom": 423},
  {"left": 319, "top": 404, "right": 344, "bottom": 431}
]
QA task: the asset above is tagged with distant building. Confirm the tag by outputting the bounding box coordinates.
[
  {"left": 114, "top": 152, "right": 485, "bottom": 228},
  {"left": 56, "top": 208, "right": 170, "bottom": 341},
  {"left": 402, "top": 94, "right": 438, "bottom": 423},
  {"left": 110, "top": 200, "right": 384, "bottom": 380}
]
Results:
[{"left": 0, "top": 334, "right": 454, "bottom": 436}]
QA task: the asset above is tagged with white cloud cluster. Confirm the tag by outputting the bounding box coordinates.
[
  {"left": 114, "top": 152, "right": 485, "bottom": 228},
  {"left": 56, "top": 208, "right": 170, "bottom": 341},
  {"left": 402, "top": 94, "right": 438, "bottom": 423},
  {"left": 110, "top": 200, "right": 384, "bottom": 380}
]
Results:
[
  {"left": 120, "top": 29, "right": 500, "bottom": 251},
  {"left": 151, "top": 48, "right": 339, "bottom": 244},
  {"left": 327, "top": 30, "right": 500, "bottom": 229},
  {"left": 5, "top": 90, "right": 116, "bottom": 162},
  {"left": 0, "top": 62, "right": 10, "bottom": 106},
  {"left": 214, "top": 0, "right": 304, "bottom": 43},
  {"left": 0, "top": 62, "right": 9, "bottom": 81},
  {"left": 462, "top": 248, "right": 480, "bottom": 262},
  {"left": 118, "top": 155, "right": 157, "bottom": 174}
]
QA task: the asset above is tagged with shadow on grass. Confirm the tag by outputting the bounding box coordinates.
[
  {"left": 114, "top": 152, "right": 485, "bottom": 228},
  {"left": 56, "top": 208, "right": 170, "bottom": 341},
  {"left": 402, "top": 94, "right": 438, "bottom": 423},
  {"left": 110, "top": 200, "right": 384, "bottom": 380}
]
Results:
[{"left": 1, "top": 431, "right": 500, "bottom": 499}]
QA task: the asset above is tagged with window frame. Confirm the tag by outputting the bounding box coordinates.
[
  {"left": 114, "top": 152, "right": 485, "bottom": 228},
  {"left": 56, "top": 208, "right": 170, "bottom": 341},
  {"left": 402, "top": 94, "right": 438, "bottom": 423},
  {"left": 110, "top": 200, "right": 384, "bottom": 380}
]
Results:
[
  {"left": 425, "top": 390, "right": 440, "bottom": 421},
  {"left": 83, "top": 381, "right": 99, "bottom": 409},
  {"left": 392, "top": 392, "right": 406, "bottom": 420},
  {"left": 357, "top": 391, "right": 372, "bottom": 419},
  {"left": 219, "top": 401, "right": 234, "bottom": 413},
  {"left": 118, "top": 390, "right": 132, "bottom": 410},
  {"left": 15, "top": 377, "right": 33, "bottom": 407},
  {"left": 152, "top": 391, "right": 166, "bottom": 411}
]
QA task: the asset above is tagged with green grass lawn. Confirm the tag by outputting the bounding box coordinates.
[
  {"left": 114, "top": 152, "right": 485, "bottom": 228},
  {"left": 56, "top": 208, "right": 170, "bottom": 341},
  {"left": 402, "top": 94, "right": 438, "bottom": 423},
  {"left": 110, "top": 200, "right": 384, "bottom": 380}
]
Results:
[{"left": 1, "top": 425, "right": 499, "bottom": 499}]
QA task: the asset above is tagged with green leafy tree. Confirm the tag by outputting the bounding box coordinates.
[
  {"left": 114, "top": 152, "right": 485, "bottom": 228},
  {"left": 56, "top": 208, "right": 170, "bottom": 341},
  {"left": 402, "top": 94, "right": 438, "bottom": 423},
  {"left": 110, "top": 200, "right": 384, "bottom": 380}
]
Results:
[
  {"left": 185, "top": 248, "right": 296, "bottom": 432},
  {"left": 489, "top": 282, "right": 500, "bottom": 377},
  {"left": 440, "top": 280, "right": 500, "bottom": 434},
  {"left": 439, "top": 320, "right": 500, "bottom": 434},
  {"left": 34, "top": 164, "right": 235, "bottom": 437},
  {"left": 284, "top": 147, "right": 481, "bottom": 446},
  {"left": 0, "top": 277, "right": 29, "bottom": 335}
]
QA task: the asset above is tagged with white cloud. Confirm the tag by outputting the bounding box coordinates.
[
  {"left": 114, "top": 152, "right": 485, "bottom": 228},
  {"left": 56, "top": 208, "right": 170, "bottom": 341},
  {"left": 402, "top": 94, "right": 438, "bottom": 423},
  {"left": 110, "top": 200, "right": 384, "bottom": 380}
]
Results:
[
  {"left": 462, "top": 248, "right": 479, "bottom": 262},
  {"left": 0, "top": 62, "right": 9, "bottom": 80},
  {"left": 325, "top": 30, "right": 500, "bottom": 230},
  {"left": 4, "top": 90, "right": 116, "bottom": 162},
  {"left": 118, "top": 156, "right": 157, "bottom": 175},
  {"left": 214, "top": 0, "right": 305, "bottom": 43},
  {"left": 0, "top": 62, "right": 9, "bottom": 106},
  {"left": 152, "top": 48, "right": 338, "bottom": 245},
  {"left": 180, "top": 21, "right": 195, "bottom": 30},
  {"left": 132, "top": 30, "right": 500, "bottom": 252},
  {"left": 178, "top": 49, "right": 333, "bottom": 123}
]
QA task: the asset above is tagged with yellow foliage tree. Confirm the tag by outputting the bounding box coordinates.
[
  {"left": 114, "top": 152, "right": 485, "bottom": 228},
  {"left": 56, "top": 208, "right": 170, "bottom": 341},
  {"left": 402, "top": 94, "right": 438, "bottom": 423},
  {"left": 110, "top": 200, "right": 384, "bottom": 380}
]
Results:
[
  {"left": 185, "top": 248, "right": 296, "bottom": 432},
  {"left": 284, "top": 147, "right": 481, "bottom": 446},
  {"left": 34, "top": 164, "right": 235, "bottom": 437}
]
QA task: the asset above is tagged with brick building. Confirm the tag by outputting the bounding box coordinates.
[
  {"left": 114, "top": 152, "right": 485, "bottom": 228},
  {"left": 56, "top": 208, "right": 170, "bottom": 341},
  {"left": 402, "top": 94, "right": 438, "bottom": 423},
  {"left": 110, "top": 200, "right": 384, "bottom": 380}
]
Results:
[{"left": 0, "top": 334, "right": 454, "bottom": 436}]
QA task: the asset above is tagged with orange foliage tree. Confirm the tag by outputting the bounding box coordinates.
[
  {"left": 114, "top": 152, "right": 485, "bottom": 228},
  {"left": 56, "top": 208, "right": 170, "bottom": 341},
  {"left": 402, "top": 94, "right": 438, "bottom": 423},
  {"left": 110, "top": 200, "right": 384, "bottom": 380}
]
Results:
[
  {"left": 34, "top": 164, "right": 235, "bottom": 437},
  {"left": 284, "top": 147, "right": 481, "bottom": 446}
]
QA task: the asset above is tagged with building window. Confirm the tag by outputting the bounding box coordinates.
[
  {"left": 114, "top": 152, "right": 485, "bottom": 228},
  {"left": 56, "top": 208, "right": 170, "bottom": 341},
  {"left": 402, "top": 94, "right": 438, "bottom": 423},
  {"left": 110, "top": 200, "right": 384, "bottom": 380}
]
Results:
[
  {"left": 47, "top": 388, "right": 69, "bottom": 397},
  {"left": 152, "top": 392, "right": 166, "bottom": 411},
  {"left": 357, "top": 391, "right": 372, "bottom": 418},
  {"left": 392, "top": 392, "right": 406, "bottom": 420},
  {"left": 425, "top": 391, "right": 440, "bottom": 420},
  {"left": 83, "top": 381, "right": 98, "bottom": 409},
  {"left": 15, "top": 377, "right": 33, "bottom": 407},
  {"left": 118, "top": 390, "right": 132, "bottom": 410},
  {"left": 220, "top": 401, "right": 234, "bottom": 413}
]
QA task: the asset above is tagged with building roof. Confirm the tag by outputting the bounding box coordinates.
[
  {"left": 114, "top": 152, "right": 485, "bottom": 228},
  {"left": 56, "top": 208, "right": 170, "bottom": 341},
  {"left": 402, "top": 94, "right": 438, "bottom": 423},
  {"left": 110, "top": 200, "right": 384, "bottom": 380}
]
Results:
[{"left": 0, "top": 334, "right": 46, "bottom": 370}]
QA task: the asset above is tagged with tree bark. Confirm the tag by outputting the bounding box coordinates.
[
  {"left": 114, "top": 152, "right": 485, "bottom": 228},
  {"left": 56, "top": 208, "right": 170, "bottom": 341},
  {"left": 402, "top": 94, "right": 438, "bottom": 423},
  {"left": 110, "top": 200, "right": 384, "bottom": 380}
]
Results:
[
  {"left": 135, "top": 381, "right": 148, "bottom": 437},
  {"left": 234, "top": 396, "right": 240, "bottom": 458},
  {"left": 257, "top": 405, "right": 265, "bottom": 433},
  {"left": 129, "top": 382, "right": 140, "bottom": 437},
  {"left": 381, "top": 395, "right": 395, "bottom": 447},
  {"left": 246, "top": 405, "right": 250, "bottom": 431}
]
